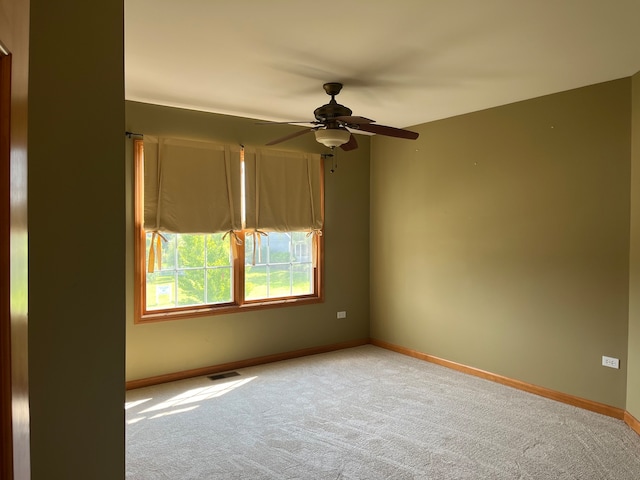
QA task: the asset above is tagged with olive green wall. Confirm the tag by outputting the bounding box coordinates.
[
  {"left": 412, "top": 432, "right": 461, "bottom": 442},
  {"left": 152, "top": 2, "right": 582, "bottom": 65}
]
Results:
[
  {"left": 370, "top": 79, "right": 631, "bottom": 408},
  {"left": 125, "top": 101, "right": 370, "bottom": 382},
  {"left": 28, "top": 0, "right": 125, "bottom": 479},
  {"left": 628, "top": 71, "right": 640, "bottom": 418}
]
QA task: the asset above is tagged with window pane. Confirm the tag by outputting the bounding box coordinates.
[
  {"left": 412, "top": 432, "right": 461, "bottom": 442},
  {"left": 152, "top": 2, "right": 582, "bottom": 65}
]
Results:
[
  {"left": 245, "top": 264, "right": 267, "bottom": 300},
  {"left": 244, "top": 231, "right": 314, "bottom": 301},
  {"left": 206, "top": 267, "right": 233, "bottom": 303},
  {"left": 206, "top": 233, "right": 231, "bottom": 267},
  {"left": 291, "top": 232, "right": 312, "bottom": 263},
  {"left": 145, "top": 232, "right": 176, "bottom": 270},
  {"left": 144, "top": 232, "right": 235, "bottom": 310},
  {"left": 292, "top": 264, "right": 312, "bottom": 295},
  {"left": 269, "top": 264, "right": 292, "bottom": 297},
  {"left": 146, "top": 272, "right": 176, "bottom": 310},
  {"left": 244, "top": 233, "right": 254, "bottom": 262},
  {"left": 177, "top": 234, "right": 204, "bottom": 268},
  {"left": 177, "top": 269, "right": 205, "bottom": 307},
  {"left": 160, "top": 234, "right": 177, "bottom": 269},
  {"left": 268, "top": 232, "right": 292, "bottom": 263},
  {"left": 245, "top": 233, "right": 268, "bottom": 266}
]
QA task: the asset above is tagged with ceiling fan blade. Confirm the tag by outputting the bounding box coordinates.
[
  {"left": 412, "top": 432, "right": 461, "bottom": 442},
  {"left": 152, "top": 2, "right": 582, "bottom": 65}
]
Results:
[
  {"left": 355, "top": 123, "right": 419, "bottom": 140},
  {"left": 256, "top": 120, "right": 319, "bottom": 125},
  {"left": 335, "top": 116, "right": 375, "bottom": 125},
  {"left": 265, "top": 128, "right": 314, "bottom": 146},
  {"left": 340, "top": 133, "right": 358, "bottom": 151}
]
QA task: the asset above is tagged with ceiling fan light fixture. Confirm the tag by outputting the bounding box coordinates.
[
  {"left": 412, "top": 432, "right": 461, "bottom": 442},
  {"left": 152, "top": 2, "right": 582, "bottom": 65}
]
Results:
[{"left": 314, "top": 128, "right": 351, "bottom": 148}]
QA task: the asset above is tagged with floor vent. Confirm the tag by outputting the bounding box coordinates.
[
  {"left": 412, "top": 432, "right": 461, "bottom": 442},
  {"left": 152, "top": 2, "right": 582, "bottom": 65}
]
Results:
[{"left": 208, "top": 371, "right": 240, "bottom": 381}]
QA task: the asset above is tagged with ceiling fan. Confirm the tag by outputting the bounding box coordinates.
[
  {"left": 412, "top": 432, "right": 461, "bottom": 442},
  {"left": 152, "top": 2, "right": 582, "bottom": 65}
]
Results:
[{"left": 263, "top": 83, "right": 419, "bottom": 151}]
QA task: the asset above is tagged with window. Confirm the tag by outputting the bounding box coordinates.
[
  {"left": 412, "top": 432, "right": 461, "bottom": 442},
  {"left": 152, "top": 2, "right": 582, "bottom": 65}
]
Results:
[
  {"left": 145, "top": 232, "right": 234, "bottom": 310},
  {"left": 244, "top": 232, "right": 315, "bottom": 300},
  {"left": 134, "top": 139, "right": 323, "bottom": 322}
]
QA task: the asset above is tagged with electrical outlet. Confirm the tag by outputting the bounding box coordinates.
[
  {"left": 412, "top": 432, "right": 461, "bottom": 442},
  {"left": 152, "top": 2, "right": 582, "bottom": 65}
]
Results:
[
  {"left": 336, "top": 311, "right": 347, "bottom": 319},
  {"left": 602, "top": 356, "right": 620, "bottom": 369}
]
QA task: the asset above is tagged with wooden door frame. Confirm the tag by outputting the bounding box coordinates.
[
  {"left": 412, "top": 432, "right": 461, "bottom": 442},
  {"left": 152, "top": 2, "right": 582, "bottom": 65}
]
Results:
[{"left": 0, "top": 46, "right": 13, "bottom": 480}]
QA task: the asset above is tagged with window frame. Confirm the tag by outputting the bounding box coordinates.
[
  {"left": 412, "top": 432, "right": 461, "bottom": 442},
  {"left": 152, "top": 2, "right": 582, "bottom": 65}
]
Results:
[{"left": 133, "top": 139, "right": 324, "bottom": 323}]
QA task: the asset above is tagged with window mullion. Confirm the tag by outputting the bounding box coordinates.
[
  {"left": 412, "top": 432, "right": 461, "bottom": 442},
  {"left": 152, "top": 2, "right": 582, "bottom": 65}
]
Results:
[
  {"left": 236, "top": 231, "right": 246, "bottom": 306},
  {"left": 289, "top": 235, "right": 293, "bottom": 295},
  {"left": 203, "top": 236, "right": 208, "bottom": 305},
  {"left": 174, "top": 235, "right": 179, "bottom": 308},
  {"left": 265, "top": 235, "right": 270, "bottom": 298}
]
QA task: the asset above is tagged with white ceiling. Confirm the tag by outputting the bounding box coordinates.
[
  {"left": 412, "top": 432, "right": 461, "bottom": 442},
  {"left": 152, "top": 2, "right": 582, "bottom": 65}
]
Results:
[{"left": 125, "top": 0, "right": 640, "bottom": 130}]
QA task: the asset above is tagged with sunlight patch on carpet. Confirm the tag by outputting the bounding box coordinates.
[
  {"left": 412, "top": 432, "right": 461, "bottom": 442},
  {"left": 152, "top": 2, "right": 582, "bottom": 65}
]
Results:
[
  {"left": 139, "top": 376, "right": 257, "bottom": 414},
  {"left": 125, "top": 398, "right": 152, "bottom": 410}
]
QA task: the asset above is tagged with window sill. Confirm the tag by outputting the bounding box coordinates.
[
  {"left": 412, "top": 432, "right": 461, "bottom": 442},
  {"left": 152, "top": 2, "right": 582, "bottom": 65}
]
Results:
[{"left": 135, "top": 295, "right": 323, "bottom": 324}]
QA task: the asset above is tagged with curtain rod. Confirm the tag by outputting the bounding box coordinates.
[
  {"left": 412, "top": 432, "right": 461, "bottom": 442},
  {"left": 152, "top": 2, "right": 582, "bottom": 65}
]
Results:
[{"left": 125, "top": 132, "right": 244, "bottom": 150}]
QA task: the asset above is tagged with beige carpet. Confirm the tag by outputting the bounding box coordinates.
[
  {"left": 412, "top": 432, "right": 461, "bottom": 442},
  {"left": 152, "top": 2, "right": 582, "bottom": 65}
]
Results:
[{"left": 126, "top": 345, "right": 640, "bottom": 479}]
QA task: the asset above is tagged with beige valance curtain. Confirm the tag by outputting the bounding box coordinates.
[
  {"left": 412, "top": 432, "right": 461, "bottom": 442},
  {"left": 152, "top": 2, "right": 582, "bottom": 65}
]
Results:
[
  {"left": 244, "top": 149, "right": 323, "bottom": 233},
  {"left": 143, "top": 136, "right": 242, "bottom": 234},
  {"left": 142, "top": 138, "right": 323, "bottom": 270}
]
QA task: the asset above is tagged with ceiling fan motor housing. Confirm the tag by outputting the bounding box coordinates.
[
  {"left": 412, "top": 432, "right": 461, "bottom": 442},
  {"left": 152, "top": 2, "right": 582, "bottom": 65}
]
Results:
[
  {"left": 314, "top": 101, "right": 352, "bottom": 124},
  {"left": 314, "top": 82, "right": 352, "bottom": 125}
]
